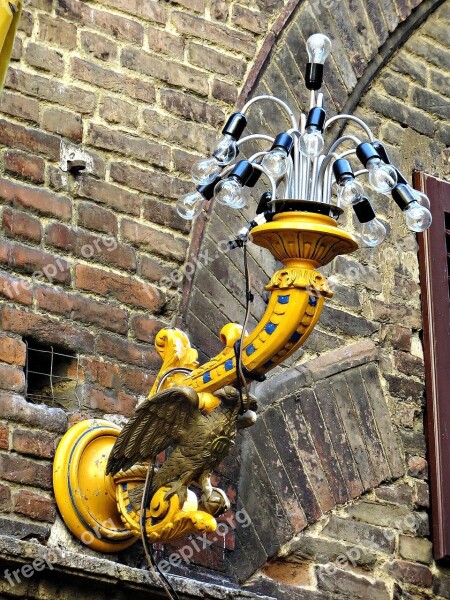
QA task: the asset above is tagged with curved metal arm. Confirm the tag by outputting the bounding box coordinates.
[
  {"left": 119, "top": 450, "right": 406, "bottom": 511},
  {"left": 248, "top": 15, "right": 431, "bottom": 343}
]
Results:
[
  {"left": 328, "top": 134, "right": 362, "bottom": 154},
  {"left": 237, "top": 133, "right": 274, "bottom": 147},
  {"left": 241, "top": 95, "right": 298, "bottom": 130},
  {"left": 219, "top": 161, "right": 277, "bottom": 201},
  {"left": 324, "top": 114, "right": 375, "bottom": 142}
]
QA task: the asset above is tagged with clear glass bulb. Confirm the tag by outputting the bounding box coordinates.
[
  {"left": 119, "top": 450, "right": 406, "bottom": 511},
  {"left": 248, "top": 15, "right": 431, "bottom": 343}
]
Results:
[
  {"left": 214, "top": 134, "right": 237, "bottom": 165},
  {"left": 338, "top": 178, "right": 365, "bottom": 206},
  {"left": 214, "top": 177, "right": 247, "bottom": 209},
  {"left": 306, "top": 34, "right": 332, "bottom": 64},
  {"left": 358, "top": 218, "right": 387, "bottom": 248},
  {"left": 300, "top": 127, "right": 324, "bottom": 157},
  {"left": 367, "top": 158, "right": 398, "bottom": 194},
  {"left": 262, "top": 147, "right": 288, "bottom": 178},
  {"left": 176, "top": 191, "right": 205, "bottom": 220},
  {"left": 410, "top": 188, "right": 431, "bottom": 210},
  {"left": 403, "top": 201, "right": 432, "bottom": 232},
  {"left": 191, "top": 157, "right": 221, "bottom": 185}
]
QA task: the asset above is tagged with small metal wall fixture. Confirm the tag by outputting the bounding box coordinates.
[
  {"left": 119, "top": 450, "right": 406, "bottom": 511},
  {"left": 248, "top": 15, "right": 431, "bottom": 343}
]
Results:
[{"left": 53, "top": 34, "right": 431, "bottom": 554}]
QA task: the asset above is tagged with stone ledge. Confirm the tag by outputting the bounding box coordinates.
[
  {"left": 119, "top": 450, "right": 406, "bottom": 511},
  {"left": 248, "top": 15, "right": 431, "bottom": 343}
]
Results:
[{"left": 0, "top": 535, "right": 275, "bottom": 600}]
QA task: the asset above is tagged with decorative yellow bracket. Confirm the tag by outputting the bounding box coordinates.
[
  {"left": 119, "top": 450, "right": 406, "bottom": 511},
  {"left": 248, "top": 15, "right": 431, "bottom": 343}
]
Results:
[{"left": 53, "top": 210, "right": 358, "bottom": 552}]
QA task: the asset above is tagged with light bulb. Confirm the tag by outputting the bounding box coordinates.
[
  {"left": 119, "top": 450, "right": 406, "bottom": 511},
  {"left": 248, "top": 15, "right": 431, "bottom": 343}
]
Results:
[
  {"left": 214, "top": 134, "right": 237, "bottom": 165},
  {"left": 403, "top": 201, "right": 432, "bottom": 232},
  {"left": 214, "top": 177, "right": 247, "bottom": 209},
  {"left": 262, "top": 147, "right": 288, "bottom": 178},
  {"left": 338, "top": 178, "right": 365, "bottom": 206},
  {"left": 191, "top": 157, "right": 221, "bottom": 185},
  {"left": 300, "top": 127, "right": 324, "bottom": 157},
  {"left": 176, "top": 191, "right": 205, "bottom": 220},
  {"left": 359, "top": 218, "right": 387, "bottom": 247},
  {"left": 411, "top": 188, "right": 431, "bottom": 210},
  {"left": 367, "top": 158, "right": 397, "bottom": 194},
  {"left": 306, "top": 34, "right": 332, "bottom": 64}
]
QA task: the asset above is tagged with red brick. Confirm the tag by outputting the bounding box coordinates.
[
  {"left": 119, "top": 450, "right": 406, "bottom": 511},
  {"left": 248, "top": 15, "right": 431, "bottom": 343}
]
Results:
[
  {"left": 387, "top": 560, "right": 433, "bottom": 587},
  {"left": 78, "top": 202, "right": 118, "bottom": 236},
  {"left": 0, "top": 335, "right": 26, "bottom": 366},
  {"left": 12, "top": 429, "right": 56, "bottom": 459},
  {"left": 13, "top": 489, "right": 56, "bottom": 522},
  {"left": 38, "top": 14, "right": 77, "bottom": 49},
  {"left": 71, "top": 57, "right": 155, "bottom": 102},
  {"left": 6, "top": 68, "right": 96, "bottom": 115},
  {"left": 100, "top": 0, "right": 166, "bottom": 23},
  {"left": 395, "top": 351, "right": 425, "bottom": 377},
  {"left": 83, "top": 385, "right": 137, "bottom": 417},
  {"left": 110, "top": 161, "right": 191, "bottom": 199},
  {"left": 140, "top": 254, "right": 173, "bottom": 283},
  {"left": 0, "top": 453, "right": 52, "bottom": 488},
  {"left": 188, "top": 42, "right": 247, "bottom": 80},
  {"left": 0, "top": 91, "right": 39, "bottom": 123},
  {"left": 77, "top": 177, "right": 140, "bottom": 216},
  {"left": 131, "top": 315, "right": 164, "bottom": 344},
  {"left": 160, "top": 88, "right": 224, "bottom": 128},
  {"left": 0, "top": 306, "right": 95, "bottom": 354},
  {"left": 0, "top": 271, "right": 33, "bottom": 305},
  {"left": 35, "top": 286, "right": 129, "bottom": 335},
  {"left": 42, "top": 107, "right": 83, "bottom": 143},
  {"left": 0, "top": 119, "right": 60, "bottom": 161},
  {"left": 80, "top": 30, "right": 118, "bottom": 62},
  {"left": 0, "top": 481, "right": 11, "bottom": 511},
  {"left": 147, "top": 28, "right": 185, "bottom": 59},
  {"left": 121, "top": 218, "right": 188, "bottom": 263},
  {"left": 231, "top": 4, "right": 269, "bottom": 34},
  {"left": 45, "top": 223, "right": 136, "bottom": 271},
  {"left": 0, "top": 241, "right": 71, "bottom": 284},
  {"left": 99, "top": 97, "right": 138, "bottom": 129},
  {"left": 96, "top": 332, "right": 161, "bottom": 369},
  {"left": 56, "top": 0, "right": 144, "bottom": 43},
  {"left": 142, "top": 197, "right": 190, "bottom": 234},
  {"left": 75, "top": 263, "right": 164, "bottom": 311},
  {"left": 25, "top": 42, "right": 64, "bottom": 76},
  {"left": 81, "top": 357, "right": 121, "bottom": 389},
  {"left": 0, "top": 423, "right": 8, "bottom": 450},
  {"left": 211, "top": 78, "right": 238, "bottom": 105},
  {"left": 122, "top": 47, "right": 208, "bottom": 96},
  {"left": 0, "top": 178, "right": 72, "bottom": 220},
  {"left": 0, "top": 392, "right": 67, "bottom": 433},
  {"left": 2, "top": 207, "right": 42, "bottom": 242},
  {"left": 122, "top": 366, "right": 155, "bottom": 395},
  {"left": 408, "top": 455, "right": 428, "bottom": 479},
  {"left": 0, "top": 364, "right": 25, "bottom": 392},
  {"left": 4, "top": 150, "right": 45, "bottom": 184},
  {"left": 117, "top": 391, "right": 139, "bottom": 416}
]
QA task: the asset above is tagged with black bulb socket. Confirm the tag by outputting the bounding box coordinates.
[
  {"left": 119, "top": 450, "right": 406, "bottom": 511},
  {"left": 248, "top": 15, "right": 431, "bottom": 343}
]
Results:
[
  {"left": 246, "top": 165, "right": 263, "bottom": 188},
  {"left": 391, "top": 183, "right": 415, "bottom": 211},
  {"left": 333, "top": 159, "right": 354, "bottom": 183},
  {"left": 197, "top": 174, "right": 222, "bottom": 200},
  {"left": 356, "top": 142, "right": 380, "bottom": 167},
  {"left": 256, "top": 191, "right": 272, "bottom": 214},
  {"left": 372, "top": 141, "right": 391, "bottom": 165},
  {"left": 222, "top": 113, "right": 247, "bottom": 140},
  {"left": 229, "top": 160, "right": 254, "bottom": 185},
  {"left": 306, "top": 107, "right": 326, "bottom": 132},
  {"left": 305, "top": 63, "right": 324, "bottom": 91},
  {"left": 353, "top": 197, "right": 376, "bottom": 223},
  {"left": 271, "top": 132, "right": 294, "bottom": 154}
]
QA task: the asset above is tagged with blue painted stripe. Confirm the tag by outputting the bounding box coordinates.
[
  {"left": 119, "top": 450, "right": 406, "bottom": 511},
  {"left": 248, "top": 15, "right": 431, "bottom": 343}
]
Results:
[
  {"left": 308, "top": 295, "right": 318, "bottom": 306},
  {"left": 245, "top": 344, "right": 256, "bottom": 356},
  {"left": 203, "top": 372, "right": 212, "bottom": 383},
  {"left": 225, "top": 359, "right": 234, "bottom": 371},
  {"left": 265, "top": 321, "right": 277, "bottom": 334},
  {"left": 290, "top": 331, "right": 301, "bottom": 344},
  {"left": 126, "top": 504, "right": 133, "bottom": 513},
  {"left": 278, "top": 295, "right": 290, "bottom": 304}
]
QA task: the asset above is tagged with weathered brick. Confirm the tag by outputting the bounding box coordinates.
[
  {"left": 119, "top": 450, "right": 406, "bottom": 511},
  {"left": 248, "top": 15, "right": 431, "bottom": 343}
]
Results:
[
  {"left": 364, "top": 91, "right": 435, "bottom": 136},
  {"left": 0, "top": 119, "right": 60, "bottom": 161},
  {"left": 399, "top": 535, "right": 432, "bottom": 564},
  {"left": 6, "top": 68, "right": 96, "bottom": 115},
  {"left": 77, "top": 202, "right": 118, "bottom": 236},
  {"left": 0, "top": 178, "right": 72, "bottom": 220},
  {"left": 147, "top": 28, "right": 185, "bottom": 59},
  {"left": 171, "top": 11, "right": 256, "bottom": 57},
  {"left": 414, "top": 480, "right": 429, "bottom": 509},
  {"left": 172, "top": 0, "right": 205, "bottom": 12},
  {"left": 71, "top": 57, "right": 155, "bottom": 103},
  {"left": 0, "top": 363, "right": 25, "bottom": 392},
  {"left": 0, "top": 306, "right": 95, "bottom": 354},
  {"left": 160, "top": 88, "right": 224, "bottom": 128},
  {"left": 77, "top": 176, "right": 140, "bottom": 216},
  {"left": 25, "top": 42, "right": 64, "bottom": 77},
  {"left": 139, "top": 254, "right": 173, "bottom": 283},
  {"left": 11, "top": 35, "right": 22, "bottom": 61},
  {"left": 316, "top": 566, "right": 390, "bottom": 600},
  {"left": 407, "top": 455, "right": 428, "bottom": 479},
  {"left": 323, "top": 514, "right": 395, "bottom": 553},
  {"left": 83, "top": 385, "right": 137, "bottom": 417},
  {"left": 412, "top": 85, "right": 449, "bottom": 120},
  {"left": 0, "top": 271, "right": 33, "bottom": 305},
  {"left": 347, "top": 501, "right": 428, "bottom": 535},
  {"left": 0, "top": 452, "right": 52, "bottom": 489},
  {"left": 4, "top": 150, "right": 45, "bottom": 184},
  {"left": 96, "top": 332, "right": 161, "bottom": 369},
  {"left": 211, "top": 0, "right": 228, "bottom": 20},
  {"left": 81, "top": 357, "right": 121, "bottom": 389},
  {"left": 231, "top": 4, "right": 269, "bottom": 34},
  {"left": 80, "top": 30, "right": 118, "bottom": 62},
  {"left": 0, "top": 423, "right": 8, "bottom": 450},
  {"left": 394, "top": 351, "right": 424, "bottom": 378},
  {"left": 41, "top": 107, "right": 83, "bottom": 143},
  {"left": 13, "top": 489, "right": 56, "bottom": 522},
  {"left": 0, "top": 91, "right": 39, "bottom": 123},
  {"left": 12, "top": 428, "right": 56, "bottom": 459},
  {"left": 45, "top": 223, "right": 136, "bottom": 271},
  {"left": 101, "top": 0, "right": 166, "bottom": 23},
  {"left": 38, "top": 13, "right": 77, "bottom": 49},
  {"left": 387, "top": 560, "right": 433, "bottom": 587},
  {"left": 110, "top": 161, "right": 190, "bottom": 199},
  {"left": 188, "top": 42, "right": 247, "bottom": 79},
  {"left": 2, "top": 207, "right": 42, "bottom": 243},
  {"left": 121, "top": 218, "right": 188, "bottom": 263},
  {"left": 0, "top": 392, "right": 67, "bottom": 432},
  {"left": 0, "top": 335, "right": 26, "bottom": 366},
  {"left": 375, "top": 483, "right": 414, "bottom": 506},
  {"left": 122, "top": 366, "right": 155, "bottom": 395},
  {"left": 142, "top": 197, "right": 190, "bottom": 234},
  {"left": 130, "top": 315, "right": 164, "bottom": 344},
  {"left": 0, "top": 481, "right": 11, "bottom": 510},
  {"left": 35, "top": 286, "right": 129, "bottom": 335},
  {"left": 18, "top": 9, "right": 33, "bottom": 35},
  {"left": 0, "top": 241, "right": 71, "bottom": 284},
  {"left": 121, "top": 47, "right": 209, "bottom": 96},
  {"left": 100, "top": 96, "right": 138, "bottom": 129},
  {"left": 391, "top": 52, "right": 427, "bottom": 85},
  {"left": 211, "top": 78, "right": 238, "bottom": 105},
  {"left": 87, "top": 123, "right": 170, "bottom": 168},
  {"left": 56, "top": 0, "right": 144, "bottom": 43},
  {"left": 75, "top": 263, "right": 164, "bottom": 311}
]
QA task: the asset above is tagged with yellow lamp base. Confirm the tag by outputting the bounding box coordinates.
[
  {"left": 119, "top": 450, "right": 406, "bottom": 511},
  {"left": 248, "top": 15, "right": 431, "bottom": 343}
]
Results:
[{"left": 53, "top": 419, "right": 138, "bottom": 553}]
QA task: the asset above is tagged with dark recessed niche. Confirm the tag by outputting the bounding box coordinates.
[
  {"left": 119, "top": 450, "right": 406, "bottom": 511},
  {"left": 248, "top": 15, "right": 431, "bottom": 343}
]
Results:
[{"left": 24, "top": 339, "right": 81, "bottom": 410}]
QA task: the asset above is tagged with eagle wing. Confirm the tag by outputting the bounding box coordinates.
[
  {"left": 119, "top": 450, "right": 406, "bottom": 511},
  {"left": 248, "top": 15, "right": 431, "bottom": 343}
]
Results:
[{"left": 106, "top": 386, "right": 199, "bottom": 475}]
